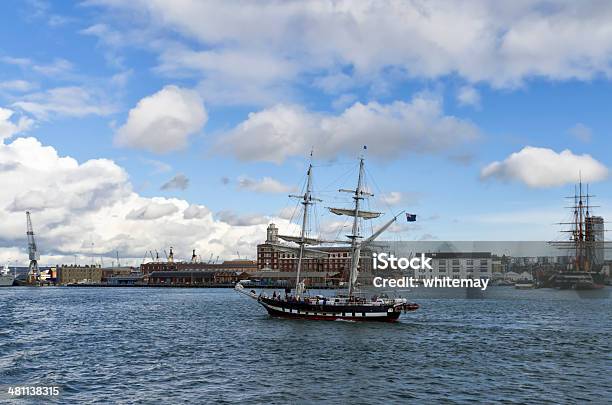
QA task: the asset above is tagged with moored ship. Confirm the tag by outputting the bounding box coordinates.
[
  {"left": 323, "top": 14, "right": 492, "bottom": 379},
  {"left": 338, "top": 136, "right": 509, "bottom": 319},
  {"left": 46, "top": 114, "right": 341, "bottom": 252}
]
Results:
[
  {"left": 236, "top": 151, "right": 419, "bottom": 321},
  {"left": 0, "top": 264, "right": 15, "bottom": 287},
  {"left": 548, "top": 180, "right": 608, "bottom": 290}
]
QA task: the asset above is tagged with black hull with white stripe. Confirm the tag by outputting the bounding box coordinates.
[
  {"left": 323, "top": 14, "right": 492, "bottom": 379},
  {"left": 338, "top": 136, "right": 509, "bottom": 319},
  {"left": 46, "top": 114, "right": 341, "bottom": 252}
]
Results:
[
  {"left": 258, "top": 296, "right": 409, "bottom": 322},
  {"left": 236, "top": 283, "right": 418, "bottom": 322}
]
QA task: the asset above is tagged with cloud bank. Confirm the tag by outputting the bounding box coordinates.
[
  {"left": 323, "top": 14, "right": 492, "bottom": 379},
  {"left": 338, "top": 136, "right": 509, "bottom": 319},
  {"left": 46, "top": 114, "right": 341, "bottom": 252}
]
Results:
[
  {"left": 218, "top": 94, "right": 479, "bottom": 163},
  {"left": 0, "top": 136, "right": 293, "bottom": 265},
  {"left": 481, "top": 146, "right": 608, "bottom": 188}
]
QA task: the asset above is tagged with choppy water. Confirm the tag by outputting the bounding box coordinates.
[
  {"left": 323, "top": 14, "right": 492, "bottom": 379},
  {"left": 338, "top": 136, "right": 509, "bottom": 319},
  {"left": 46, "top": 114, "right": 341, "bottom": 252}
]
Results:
[{"left": 1, "top": 287, "right": 611, "bottom": 404}]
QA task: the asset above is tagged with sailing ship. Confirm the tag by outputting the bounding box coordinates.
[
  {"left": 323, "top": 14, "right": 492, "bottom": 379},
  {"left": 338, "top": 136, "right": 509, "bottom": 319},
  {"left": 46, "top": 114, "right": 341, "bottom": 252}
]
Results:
[
  {"left": 548, "top": 180, "right": 608, "bottom": 290},
  {"left": 236, "top": 152, "right": 419, "bottom": 321}
]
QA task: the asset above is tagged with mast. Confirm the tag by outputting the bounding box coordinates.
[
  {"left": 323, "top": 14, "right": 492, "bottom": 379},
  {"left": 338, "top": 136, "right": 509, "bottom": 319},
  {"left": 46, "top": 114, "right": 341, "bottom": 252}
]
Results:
[
  {"left": 294, "top": 161, "right": 314, "bottom": 295},
  {"left": 279, "top": 152, "right": 323, "bottom": 297},
  {"left": 327, "top": 150, "right": 400, "bottom": 297},
  {"left": 347, "top": 157, "right": 366, "bottom": 296}
]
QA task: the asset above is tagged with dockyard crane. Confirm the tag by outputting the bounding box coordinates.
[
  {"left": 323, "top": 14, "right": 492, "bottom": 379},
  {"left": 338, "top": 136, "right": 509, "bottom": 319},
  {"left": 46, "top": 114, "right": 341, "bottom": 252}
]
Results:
[{"left": 26, "top": 211, "right": 40, "bottom": 281}]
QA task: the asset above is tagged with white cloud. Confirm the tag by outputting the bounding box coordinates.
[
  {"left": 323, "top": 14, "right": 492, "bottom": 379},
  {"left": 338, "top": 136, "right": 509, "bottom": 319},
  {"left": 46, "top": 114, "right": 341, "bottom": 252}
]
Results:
[
  {"left": 160, "top": 174, "right": 189, "bottom": 191},
  {"left": 331, "top": 93, "right": 358, "bottom": 110},
  {"left": 31, "top": 58, "right": 73, "bottom": 76},
  {"left": 277, "top": 206, "right": 298, "bottom": 220},
  {"left": 12, "top": 86, "right": 116, "bottom": 119},
  {"left": 0, "top": 107, "right": 33, "bottom": 141},
  {"left": 217, "top": 94, "right": 479, "bottom": 163},
  {"left": 0, "top": 80, "right": 37, "bottom": 92},
  {"left": 156, "top": 46, "right": 297, "bottom": 106},
  {"left": 379, "top": 191, "right": 403, "bottom": 206},
  {"left": 0, "top": 136, "right": 294, "bottom": 265},
  {"left": 126, "top": 201, "right": 179, "bottom": 220},
  {"left": 141, "top": 158, "right": 171, "bottom": 174},
  {"left": 216, "top": 211, "right": 270, "bottom": 227},
  {"left": 568, "top": 123, "right": 592, "bottom": 142},
  {"left": 237, "top": 176, "right": 293, "bottom": 193},
  {"left": 89, "top": 0, "right": 612, "bottom": 102},
  {"left": 481, "top": 146, "right": 609, "bottom": 187},
  {"left": 114, "top": 85, "right": 207, "bottom": 153},
  {"left": 457, "top": 86, "right": 481, "bottom": 108},
  {"left": 1, "top": 56, "right": 73, "bottom": 77},
  {"left": 183, "top": 204, "right": 210, "bottom": 220}
]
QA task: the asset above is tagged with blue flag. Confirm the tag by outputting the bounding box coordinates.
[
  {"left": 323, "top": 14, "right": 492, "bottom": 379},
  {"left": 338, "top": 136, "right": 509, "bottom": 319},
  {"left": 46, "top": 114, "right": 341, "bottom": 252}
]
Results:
[{"left": 406, "top": 213, "right": 417, "bottom": 222}]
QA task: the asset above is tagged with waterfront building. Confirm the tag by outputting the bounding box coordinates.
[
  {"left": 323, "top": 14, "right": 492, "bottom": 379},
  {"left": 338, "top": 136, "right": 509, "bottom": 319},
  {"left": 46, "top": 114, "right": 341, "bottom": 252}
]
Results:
[
  {"left": 148, "top": 270, "right": 249, "bottom": 286},
  {"left": 56, "top": 265, "right": 103, "bottom": 285},
  {"left": 141, "top": 259, "right": 257, "bottom": 275},
  {"left": 257, "top": 223, "right": 373, "bottom": 283},
  {"left": 101, "top": 266, "right": 133, "bottom": 282},
  {"left": 586, "top": 216, "right": 605, "bottom": 270},
  {"left": 415, "top": 252, "right": 492, "bottom": 280}
]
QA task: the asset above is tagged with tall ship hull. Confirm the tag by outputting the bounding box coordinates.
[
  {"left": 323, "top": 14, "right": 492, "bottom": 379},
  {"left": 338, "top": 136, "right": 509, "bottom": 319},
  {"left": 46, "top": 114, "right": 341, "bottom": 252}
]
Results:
[
  {"left": 552, "top": 271, "right": 605, "bottom": 290},
  {"left": 237, "top": 284, "right": 418, "bottom": 322}
]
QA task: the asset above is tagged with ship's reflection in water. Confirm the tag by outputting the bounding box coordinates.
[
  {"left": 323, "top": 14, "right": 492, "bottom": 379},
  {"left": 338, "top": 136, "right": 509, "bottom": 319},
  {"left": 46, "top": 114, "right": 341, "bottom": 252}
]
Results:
[{"left": 1, "top": 287, "right": 610, "bottom": 403}]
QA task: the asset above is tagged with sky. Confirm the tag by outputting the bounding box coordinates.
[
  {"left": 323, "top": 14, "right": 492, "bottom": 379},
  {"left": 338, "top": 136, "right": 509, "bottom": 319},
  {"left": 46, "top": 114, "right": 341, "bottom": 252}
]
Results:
[{"left": 1, "top": 0, "right": 612, "bottom": 266}]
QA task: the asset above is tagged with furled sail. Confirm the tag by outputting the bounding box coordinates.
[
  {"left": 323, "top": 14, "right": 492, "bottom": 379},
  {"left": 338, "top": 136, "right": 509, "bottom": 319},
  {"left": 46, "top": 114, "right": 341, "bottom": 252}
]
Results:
[
  {"left": 278, "top": 235, "right": 324, "bottom": 245},
  {"left": 328, "top": 207, "right": 382, "bottom": 219},
  {"left": 267, "top": 243, "right": 329, "bottom": 258}
]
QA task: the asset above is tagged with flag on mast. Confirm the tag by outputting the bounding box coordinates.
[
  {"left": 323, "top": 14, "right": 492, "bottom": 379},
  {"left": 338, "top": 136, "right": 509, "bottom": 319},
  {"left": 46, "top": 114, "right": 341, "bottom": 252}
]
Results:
[{"left": 406, "top": 213, "right": 417, "bottom": 222}]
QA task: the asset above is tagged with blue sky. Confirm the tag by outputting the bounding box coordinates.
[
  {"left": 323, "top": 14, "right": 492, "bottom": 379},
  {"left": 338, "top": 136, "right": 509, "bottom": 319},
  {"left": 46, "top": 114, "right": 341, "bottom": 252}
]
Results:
[{"left": 1, "top": 1, "right": 612, "bottom": 264}]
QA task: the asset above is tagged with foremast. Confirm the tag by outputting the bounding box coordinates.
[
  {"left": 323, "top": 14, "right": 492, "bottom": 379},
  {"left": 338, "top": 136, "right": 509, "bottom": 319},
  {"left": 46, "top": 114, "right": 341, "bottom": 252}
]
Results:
[{"left": 279, "top": 155, "right": 322, "bottom": 298}]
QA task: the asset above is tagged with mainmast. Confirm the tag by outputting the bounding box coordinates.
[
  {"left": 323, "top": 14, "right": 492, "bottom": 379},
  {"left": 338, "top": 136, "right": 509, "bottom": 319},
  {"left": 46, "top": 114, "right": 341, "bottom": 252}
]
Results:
[
  {"left": 328, "top": 151, "right": 402, "bottom": 297},
  {"left": 346, "top": 157, "right": 366, "bottom": 296}
]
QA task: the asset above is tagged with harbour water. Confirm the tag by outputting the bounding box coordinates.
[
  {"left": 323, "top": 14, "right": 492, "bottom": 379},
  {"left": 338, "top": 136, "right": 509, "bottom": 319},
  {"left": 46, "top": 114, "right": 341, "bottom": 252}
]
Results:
[{"left": 1, "top": 287, "right": 611, "bottom": 404}]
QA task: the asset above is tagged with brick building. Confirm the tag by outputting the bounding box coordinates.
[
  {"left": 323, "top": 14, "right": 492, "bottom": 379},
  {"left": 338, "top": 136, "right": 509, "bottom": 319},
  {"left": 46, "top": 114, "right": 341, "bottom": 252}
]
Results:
[{"left": 256, "top": 223, "right": 373, "bottom": 283}]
